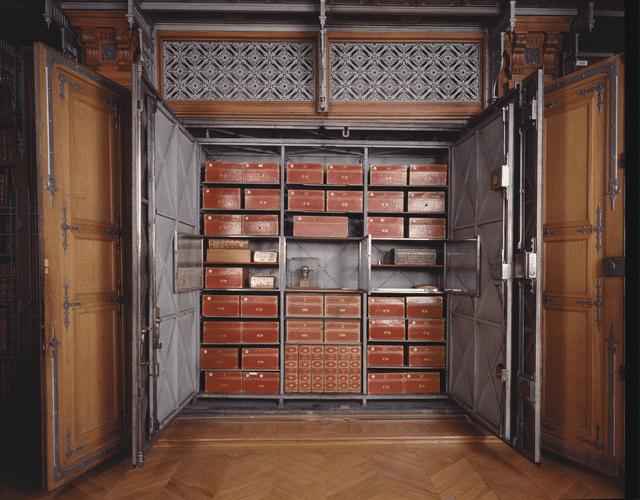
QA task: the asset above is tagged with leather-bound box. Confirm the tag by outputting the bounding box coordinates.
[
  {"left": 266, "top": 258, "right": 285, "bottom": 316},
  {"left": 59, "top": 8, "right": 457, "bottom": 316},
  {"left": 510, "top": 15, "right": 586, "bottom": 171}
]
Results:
[
  {"left": 253, "top": 251, "right": 278, "bottom": 263},
  {"left": 209, "top": 238, "right": 249, "bottom": 250},
  {"left": 249, "top": 274, "right": 276, "bottom": 289},
  {"left": 407, "top": 191, "right": 445, "bottom": 213},
  {"left": 242, "top": 321, "right": 279, "bottom": 343},
  {"left": 405, "top": 296, "right": 443, "bottom": 318},
  {"left": 203, "top": 321, "right": 242, "bottom": 344},
  {"left": 367, "top": 217, "right": 404, "bottom": 239},
  {"left": 206, "top": 249, "right": 252, "bottom": 264},
  {"left": 287, "top": 163, "right": 324, "bottom": 184},
  {"left": 288, "top": 189, "right": 325, "bottom": 211},
  {"left": 205, "top": 267, "right": 248, "bottom": 289},
  {"left": 241, "top": 348, "right": 279, "bottom": 370},
  {"left": 367, "top": 191, "right": 404, "bottom": 212},
  {"left": 324, "top": 345, "right": 338, "bottom": 360},
  {"left": 205, "top": 161, "right": 243, "bottom": 183},
  {"left": 311, "top": 375, "right": 324, "bottom": 393},
  {"left": 243, "top": 372, "right": 280, "bottom": 394},
  {"left": 367, "top": 373, "right": 403, "bottom": 394},
  {"left": 392, "top": 248, "right": 436, "bottom": 265},
  {"left": 324, "top": 294, "right": 361, "bottom": 318},
  {"left": 324, "top": 376, "right": 338, "bottom": 393},
  {"left": 244, "top": 189, "right": 280, "bottom": 210},
  {"left": 337, "top": 374, "right": 350, "bottom": 393},
  {"left": 204, "top": 214, "right": 242, "bottom": 236},
  {"left": 311, "top": 345, "right": 325, "bottom": 360},
  {"left": 285, "top": 345, "right": 299, "bottom": 361},
  {"left": 349, "top": 373, "right": 362, "bottom": 393},
  {"left": 286, "top": 293, "right": 323, "bottom": 316},
  {"left": 293, "top": 215, "right": 349, "bottom": 238},
  {"left": 407, "top": 319, "right": 445, "bottom": 341},
  {"left": 367, "top": 345, "right": 404, "bottom": 367},
  {"left": 203, "top": 295, "right": 240, "bottom": 317},
  {"left": 299, "top": 373, "right": 311, "bottom": 392},
  {"left": 241, "top": 295, "right": 278, "bottom": 317},
  {"left": 326, "top": 164, "right": 363, "bottom": 185},
  {"left": 285, "top": 373, "right": 298, "bottom": 393},
  {"left": 286, "top": 319, "right": 324, "bottom": 343},
  {"left": 370, "top": 165, "right": 407, "bottom": 186},
  {"left": 243, "top": 162, "right": 280, "bottom": 184},
  {"left": 408, "top": 217, "right": 446, "bottom": 239},
  {"left": 202, "top": 187, "right": 241, "bottom": 210},
  {"left": 326, "top": 191, "right": 363, "bottom": 212},
  {"left": 298, "top": 345, "right": 312, "bottom": 361},
  {"left": 325, "top": 320, "right": 360, "bottom": 343},
  {"left": 408, "top": 345, "right": 445, "bottom": 367},
  {"left": 368, "top": 319, "right": 405, "bottom": 340},
  {"left": 349, "top": 345, "right": 362, "bottom": 361},
  {"left": 242, "top": 214, "right": 279, "bottom": 236},
  {"left": 404, "top": 372, "right": 440, "bottom": 393},
  {"left": 200, "top": 347, "right": 238, "bottom": 369},
  {"left": 204, "top": 371, "right": 243, "bottom": 393},
  {"left": 338, "top": 346, "right": 350, "bottom": 360},
  {"left": 409, "top": 164, "right": 447, "bottom": 186},
  {"left": 368, "top": 297, "right": 405, "bottom": 317}
]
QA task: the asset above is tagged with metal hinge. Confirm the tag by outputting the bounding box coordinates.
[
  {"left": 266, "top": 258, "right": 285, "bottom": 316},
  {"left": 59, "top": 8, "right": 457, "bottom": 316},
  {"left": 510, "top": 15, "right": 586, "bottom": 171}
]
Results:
[
  {"left": 490, "top": 166, "right": 510, "bottom": 189},
  {"left": 496, "top": 364, "right": 509, "bottom": 382},
  {"left": 517, "top": 375, "right": 535, "bottom": 403},
  {"left": 491, "top": 263, "right": 512, "bottom": 280}
]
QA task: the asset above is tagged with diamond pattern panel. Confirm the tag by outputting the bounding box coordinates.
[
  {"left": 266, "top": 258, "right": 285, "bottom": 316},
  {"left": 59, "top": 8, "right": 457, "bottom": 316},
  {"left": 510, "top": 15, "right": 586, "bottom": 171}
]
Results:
[
  {"left": 155, "top": 214, "right": 179, "bottom": 318},
  {"left": 163, "top": 41, "right": 316, "bottom": 101},
  {"left": 477, "top": 115, "right": 505, "bottom": 223},
  {"left": 154, "top": 116, "right": 178, "bottom": 219},
  {"left": 475, "top": 322, "right": 504, "bottom": 429},
  {"left": 157, "top": 314, "right": 178, "bottom": 424},
  {"left": 330, "top": 42, "right": 480, "bottom": 102},
  {"left": 449, "top": 313, "right": 475, "bottom": 408},
  {"left": 176, "top": 131, "right": 198, "bottom": 227},
  {"left": 451, "top": 134, "right": 477, "bottom": 230}
]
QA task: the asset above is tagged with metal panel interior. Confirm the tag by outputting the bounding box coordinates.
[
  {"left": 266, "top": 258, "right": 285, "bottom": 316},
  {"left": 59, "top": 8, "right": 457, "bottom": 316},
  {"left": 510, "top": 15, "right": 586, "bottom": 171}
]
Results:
[{"left": 448, "top": 110, "right": 509, "bottom": 436}]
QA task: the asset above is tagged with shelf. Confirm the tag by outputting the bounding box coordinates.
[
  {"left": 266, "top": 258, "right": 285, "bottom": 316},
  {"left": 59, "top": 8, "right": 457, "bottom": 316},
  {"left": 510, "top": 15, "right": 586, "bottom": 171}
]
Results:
[
  {"left": 372, "top": 264, "right": 442, "bottom": 268},
  {"left": 367, "top": 366, "right": 445, "bottom": 370},
  {"left": 203, "top": 288, "right": 280, "bottom": 292},
  {"left": 200, "top": 368, "right": 280, "bottom": 372},
  {"left": 366, "top": 339, "right": 445, "bottom": 343},
  {"left": 285, "top": 288, "right": 365, "bottom": 293},
  {"left": 284, "top": 342, "right": 362, "bottom": 346},
  {"left": 369, "top": 289, "right": 443, "bottom": 294},
  {"left": 196, "top": 392, "right": 447, "bottom": 400},
  {"left": 201, "top": 182, "right": 281, "bottom": 188},
  {"left": 204, "top": 262, "right": 278, "bottom": 266}
]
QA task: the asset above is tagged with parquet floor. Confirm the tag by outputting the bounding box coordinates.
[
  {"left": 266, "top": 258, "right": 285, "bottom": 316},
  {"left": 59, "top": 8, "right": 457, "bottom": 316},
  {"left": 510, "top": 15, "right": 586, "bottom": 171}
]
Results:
[{"left": 2, "top": 415, "right": 626, "bottom": 500}]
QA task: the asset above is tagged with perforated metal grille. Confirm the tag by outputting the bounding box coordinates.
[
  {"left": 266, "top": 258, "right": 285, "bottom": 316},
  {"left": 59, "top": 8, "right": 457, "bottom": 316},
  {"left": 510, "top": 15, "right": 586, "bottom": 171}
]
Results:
[
  {"left": 163, "top": 41, "right": 316, "bottom": 101},
  {"left": 329, "top": 42, "right": 480, "bottom": 102}
]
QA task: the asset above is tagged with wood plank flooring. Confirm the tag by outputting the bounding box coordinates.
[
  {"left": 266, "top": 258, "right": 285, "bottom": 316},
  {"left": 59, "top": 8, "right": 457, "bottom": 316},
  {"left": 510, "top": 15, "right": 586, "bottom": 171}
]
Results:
[{"left": 2, "top": 415, "right": 625, "bottom": 500}]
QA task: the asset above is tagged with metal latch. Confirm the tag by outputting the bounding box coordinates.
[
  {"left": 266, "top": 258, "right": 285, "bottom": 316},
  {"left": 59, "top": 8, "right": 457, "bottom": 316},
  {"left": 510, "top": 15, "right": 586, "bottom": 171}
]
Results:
[
  {"left": 491, "top": 263, "right": 512, "bottom": 280},
  {"left": 514, "top": 252, "right": 537, "bottom": 279},
  {"left": 490, "top": 166, "right": 510, "bottom": 190},
  {"left": 603, "top": 257, "right": 624, "bottom": 277},
  {"left": 517, "top": 375, "right": 535, "bottom": 403},
  {"left": 496, "top": 364, "right": 509, "bottom": 382}
]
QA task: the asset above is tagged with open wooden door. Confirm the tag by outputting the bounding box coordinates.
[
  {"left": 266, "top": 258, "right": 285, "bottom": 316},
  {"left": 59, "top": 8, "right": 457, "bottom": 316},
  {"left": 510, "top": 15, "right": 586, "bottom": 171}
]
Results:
[
  {"left": 35, "top": 44, "right": 132, "bottom": 490},
  {"left": 448, "top": 69, "right": 543, "bottom": 463},
  {"left": 131, "top": 60, "right": 200, "bottom": 467}
]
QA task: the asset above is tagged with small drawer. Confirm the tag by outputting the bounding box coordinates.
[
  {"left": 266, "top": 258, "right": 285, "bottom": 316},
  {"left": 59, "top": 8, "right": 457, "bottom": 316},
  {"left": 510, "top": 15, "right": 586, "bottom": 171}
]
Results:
[
  {"left": 368, "top": 297, "right": 405, "bottom": 318},
  {"left": 367, "top": 191, "right": 404, "bottom": 212},
  {"left": 405, "top": 296, "right": 443, "bottom": 318},
  {"left": 205, "top": 267, "right": 248, "bottom": 289},
  {"left": 203, "top": 214, "right": 242, "bottom": 236},
  {"left": 286, "top": 163, "right": 324, "bottom": 184},
  {"left": 241, "top": 348, "right": 279, "bottom": 370},
  {"left": 408, "top": 345, "right": 445, "bottom": 367},
  {"left": 286, "top": 319, "right": 324, "bottom": 343},
  {"left": 204, "top": 371, "right": 242, "bottom": 393},
  {"left": 205, "top": 161, "right": 242, "bottom": 183},
  {"left": 286, "top": 293, "right": 324, "bottom": 316},
  {"left": 243, "top": 372, "right": 280, "bottom": 394},
  {"left": 324, "top": 294, "right": 361, "bottom": 317},
  {"left": 367, "top": 217, "right": 404, "bottom": 239},
  {"left": 241, "top": 295, "right": 278, "bottom": 317},
  {"left": 326, "top": 163, "right": 363, "bottom": 185},
  {"left": 407, "top": 191, "right": 446, "bottom": 213},
  {"left": 288, "top": 190, "right": 325, "bottom": 211},
  {"left": 203, "top": 321, "right": 242, "bottom": 344},
  {"left": 369, "top": 165, "right": 407, "bottom": 186},
  {"left": 367, "top": 373, "right": 403, "bottom": 394},
  {"left": 242, "top": 162, "right": 280, "bottom": 184},
  {"left": 404, "top": 372, "right": 440, "bottom": 393},
  {"left": 324, "top": 320, "right": 360, "bottom": 343},
  {"left": 409, "top": 164, "right": 447, "bottom": 186},
  {"left": 202, "top": 295, "right": 240, "bottom": 317},
  {"left": 407, "top": 319, "right": 445, "bottom": 341},
  {"left": 368, "top": 319, "right": 405, "bottom": 340},
  {"left": 242, "top": 321, "right": 279, "bottom": 343},
  {"left": 367, "top": 345, "right": 404, "bottom": 367},
  {"left": 202, "top": 187, "right": 241, "bottom": 210},
  {"left": 326, "top": 191, "right": 363, "bottom": 212},
  {"left": 245, "top": 189, "right": 280, "bottom": 210},
  {"left": 200, "top": 348, "right": 238, "bottom": 369}
]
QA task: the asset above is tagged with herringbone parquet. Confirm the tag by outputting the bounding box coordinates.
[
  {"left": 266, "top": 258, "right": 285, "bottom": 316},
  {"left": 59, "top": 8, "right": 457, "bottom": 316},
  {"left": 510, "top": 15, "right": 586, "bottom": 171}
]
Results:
[{"left": 1, "top": 416, "right": 625, "bottom": 500}]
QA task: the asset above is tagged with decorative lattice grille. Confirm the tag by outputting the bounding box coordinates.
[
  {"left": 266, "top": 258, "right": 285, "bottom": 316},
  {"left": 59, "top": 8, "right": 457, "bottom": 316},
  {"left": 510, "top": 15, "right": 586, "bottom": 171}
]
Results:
[
  {"left": 163, "top": 40, "right": 316, "bottom": 101},
  {"left": 330, "top": 42, "right": 480, "bottom": 102}
]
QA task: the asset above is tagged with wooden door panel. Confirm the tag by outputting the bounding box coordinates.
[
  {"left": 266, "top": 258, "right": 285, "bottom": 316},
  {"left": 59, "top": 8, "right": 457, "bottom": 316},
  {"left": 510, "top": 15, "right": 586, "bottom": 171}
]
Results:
[
  {"left": 543, "top": 233, "right": 592, "bottom": 296},
  {"left": 36, "top": 44, "right": 131, "bottom": 490}
]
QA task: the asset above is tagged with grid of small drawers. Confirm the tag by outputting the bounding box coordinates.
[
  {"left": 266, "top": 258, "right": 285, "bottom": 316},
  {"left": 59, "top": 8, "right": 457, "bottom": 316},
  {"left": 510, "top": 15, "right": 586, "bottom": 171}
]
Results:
[{"left": 285, "top": 345, "right": 362, "bottom": 393}]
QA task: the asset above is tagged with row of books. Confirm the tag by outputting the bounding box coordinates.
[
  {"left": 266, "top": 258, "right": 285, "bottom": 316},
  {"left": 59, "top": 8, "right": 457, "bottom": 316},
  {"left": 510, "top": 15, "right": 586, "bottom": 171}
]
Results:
[{"left": 0, "top": 168, "right": 15, "bottom": 206}]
